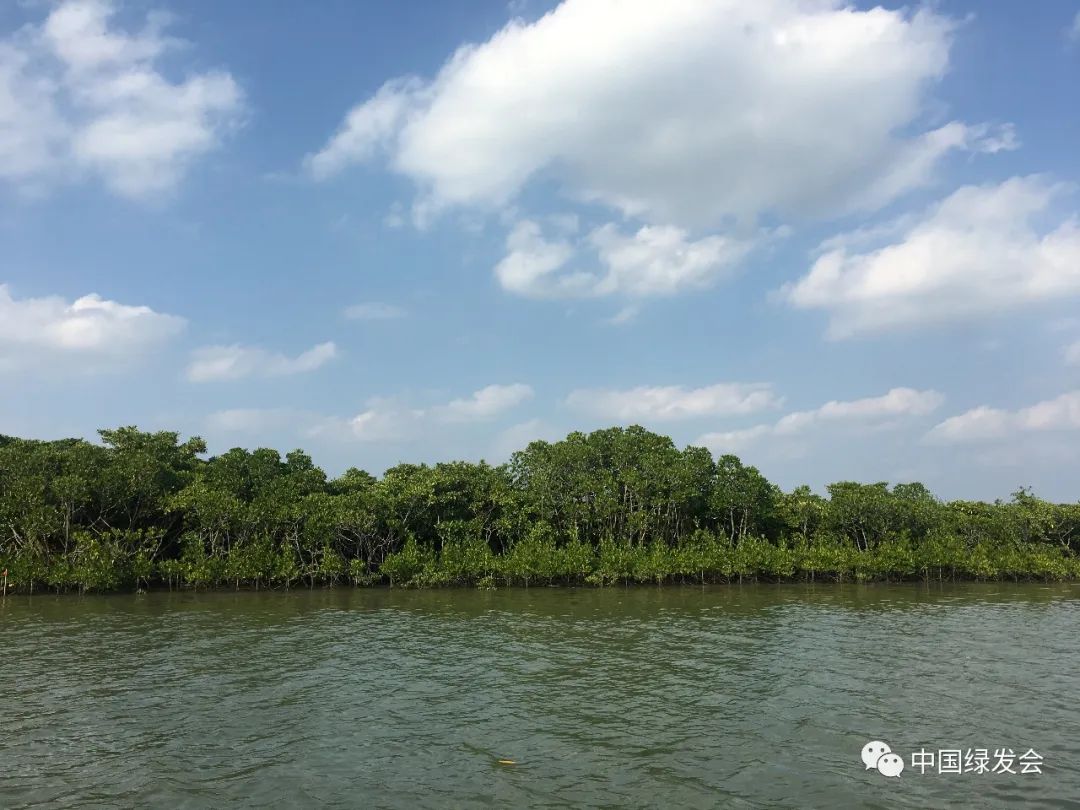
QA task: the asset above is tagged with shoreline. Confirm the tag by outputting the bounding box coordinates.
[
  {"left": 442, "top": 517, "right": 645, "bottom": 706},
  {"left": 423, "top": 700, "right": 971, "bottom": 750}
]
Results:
[{"left": 5, "top": 572, "right": 1079, "bottom": 598}]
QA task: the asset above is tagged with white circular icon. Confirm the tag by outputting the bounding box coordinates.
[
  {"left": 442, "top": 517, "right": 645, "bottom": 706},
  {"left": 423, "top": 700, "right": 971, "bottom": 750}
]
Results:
[
  {"left": 877, "top": 752, "right": 905, "bottom": 778},
  {"left": 861, "top": 740, "right": 892, "bottom": 770}
]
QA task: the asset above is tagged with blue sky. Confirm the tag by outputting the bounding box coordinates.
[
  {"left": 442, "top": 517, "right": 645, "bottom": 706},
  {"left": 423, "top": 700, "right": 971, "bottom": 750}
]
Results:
[{"left": 2, "top": 0, "right": 1079, "bottom": 500}]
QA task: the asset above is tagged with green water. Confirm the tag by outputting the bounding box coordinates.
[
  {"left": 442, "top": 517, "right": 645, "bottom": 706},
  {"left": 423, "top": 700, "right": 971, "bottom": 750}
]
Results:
[{"left": 2, "top": 584, "right": 1078, "bottom": 809}]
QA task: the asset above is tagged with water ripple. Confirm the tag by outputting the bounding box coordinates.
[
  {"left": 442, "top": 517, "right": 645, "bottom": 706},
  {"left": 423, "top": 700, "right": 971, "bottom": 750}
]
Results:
[{"left": 1, "top": 584, "right": 1078, "bottom": 809}]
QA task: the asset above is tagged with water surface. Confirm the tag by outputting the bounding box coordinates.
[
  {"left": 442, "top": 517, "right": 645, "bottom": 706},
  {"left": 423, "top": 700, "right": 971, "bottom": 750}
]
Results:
[{"left": 2, "top": 584, "right": 1078, "bottom": 808}]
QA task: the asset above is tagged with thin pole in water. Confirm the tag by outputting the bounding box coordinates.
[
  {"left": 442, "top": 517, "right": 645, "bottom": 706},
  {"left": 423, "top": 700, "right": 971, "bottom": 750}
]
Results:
[{"left": 2, "top": 568, "right": 7, "bottom": 598}]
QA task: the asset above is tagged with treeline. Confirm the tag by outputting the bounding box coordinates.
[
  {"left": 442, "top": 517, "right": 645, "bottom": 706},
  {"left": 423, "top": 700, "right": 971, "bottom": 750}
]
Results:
[{"left": 0, "top": 426, "right": 1078, "bottom": 594}]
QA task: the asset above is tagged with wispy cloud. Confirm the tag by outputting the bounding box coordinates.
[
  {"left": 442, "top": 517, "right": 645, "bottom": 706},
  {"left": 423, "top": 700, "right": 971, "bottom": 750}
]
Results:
[
  {"left": 567, "top": 382, "right": 781, "bottom": 422},
  {"left": 435, "top": 383, "right": 534, "bottom": 422},
  {"left": 0, "top": 0, "right": 243, "bottom": 199},
  {"left": 186, "top": 341, "right": 337, "bottom": 382},
  {"left": 926, "top": 391, "right": 1080, "bottom": 444},
  {"left": 318, "top": 383, "right": 534, "bottom": 442},
  {"left": 698, "top": 388, "right": 944, "bottom": 452}
]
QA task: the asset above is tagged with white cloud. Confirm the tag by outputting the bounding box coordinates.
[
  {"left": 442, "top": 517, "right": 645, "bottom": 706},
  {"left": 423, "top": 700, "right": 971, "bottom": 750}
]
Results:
[
  {"left": 774, "top": 387, "right": 944, "bottom": 433},
  {"left": 606, "top": 305, "right": 639, "bottom": 326},
  {"left": 927, "top": 391, "right": 1080, "bottom": 444},
  {"left": 495, "top": 219, "right": 749, "bottom": 299},
  {"left": 0, "top": 283, "right": 185, "bottom": 372},
  {"left": 341, "top": 399, "right": 425, "bottom": 442},
  {"left": 0, "top": 41, "right": 67, "bottom": 188},
  {"left": 783, "top": 176, "right": 1080, "bottom": 338},
  {"left": 1070, "top": 11, "right": 1080, "bottom": 41},
  {"left": 435, "top": 383, "right": 534, "bottom": 422},
  {"left": 925, "top": 406, "right": 1011, "bottom": 444},
  {"left": 835, "top": 121, "right": 1019, "bottom": 215},
  {"left": 186, "top": 341, "right": 337, "bottom": 383},
  {"left": 304, "top": 77, "right": 423, "bottom": 182},
  {"left": 697, "top": 387, "right": 943, "bottom": 452},
  {"left": 1, "top": 0, "right": 242, "bottom": 198},
  {"left": 566, "top": 382, "right": 781, "bottom": 422},
  {"left": 494, "top": 220, "right": 580, "bottom": 297},
  {"left": 317, "top": 383, "right": 535, "bottom": 442},
  {"left": 589, "top": 224, "right": 749, "bottom": 297},
  {"left": 306, "top": 0, "right": 1008, "bottom": 228},
  {"left": 1065, "top": 340, "right": 1080, "bottom": 366},
  {"left": 344, "top": 301, "right": 407, "bottom": 320}
]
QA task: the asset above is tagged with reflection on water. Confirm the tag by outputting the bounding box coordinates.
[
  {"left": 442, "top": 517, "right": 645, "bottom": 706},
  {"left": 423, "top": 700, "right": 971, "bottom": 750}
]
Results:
[{"left": 2, "top": 584, "right": 1078, "bottom": 809}]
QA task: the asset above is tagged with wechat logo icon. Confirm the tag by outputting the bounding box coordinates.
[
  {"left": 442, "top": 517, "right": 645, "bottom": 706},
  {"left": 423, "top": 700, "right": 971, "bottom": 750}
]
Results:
[{"left": 862, "top": 740, "right": 904, "bottom": 778}]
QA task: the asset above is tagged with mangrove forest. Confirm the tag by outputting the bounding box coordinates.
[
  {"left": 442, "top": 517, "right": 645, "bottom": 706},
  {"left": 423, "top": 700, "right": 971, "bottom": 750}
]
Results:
[{"left": 1, "top": 425, "right": 1078, "bottom": 594}]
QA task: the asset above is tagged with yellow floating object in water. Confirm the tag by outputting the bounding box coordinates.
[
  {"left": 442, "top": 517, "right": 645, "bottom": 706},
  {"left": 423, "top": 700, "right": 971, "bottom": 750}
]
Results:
[{"left": 497, "top": 759, "right": 516, "bottom": 765}]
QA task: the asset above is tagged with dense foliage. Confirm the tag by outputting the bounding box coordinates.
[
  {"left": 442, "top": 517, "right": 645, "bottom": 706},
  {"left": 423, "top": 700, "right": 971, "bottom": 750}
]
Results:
[{"left": 1, "top": 426, "right": 1078, "bottom": 593}]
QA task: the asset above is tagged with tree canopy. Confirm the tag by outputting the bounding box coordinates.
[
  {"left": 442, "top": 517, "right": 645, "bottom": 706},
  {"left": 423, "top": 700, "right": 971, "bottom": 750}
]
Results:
[{"left": 1, "top": 425, "right": 1077, "bottom": 593}]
